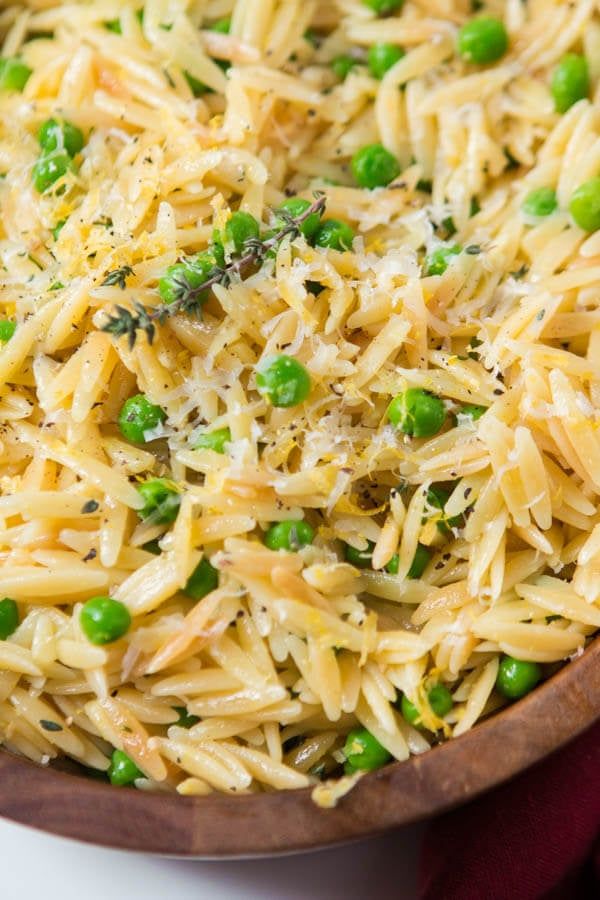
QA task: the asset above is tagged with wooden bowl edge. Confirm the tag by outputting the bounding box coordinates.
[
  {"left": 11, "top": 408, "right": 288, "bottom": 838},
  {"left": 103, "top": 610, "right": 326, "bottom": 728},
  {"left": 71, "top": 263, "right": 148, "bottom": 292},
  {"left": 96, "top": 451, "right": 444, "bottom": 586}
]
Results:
[{"left": 1, "top": 637, "right": 598, "bottom": 857}]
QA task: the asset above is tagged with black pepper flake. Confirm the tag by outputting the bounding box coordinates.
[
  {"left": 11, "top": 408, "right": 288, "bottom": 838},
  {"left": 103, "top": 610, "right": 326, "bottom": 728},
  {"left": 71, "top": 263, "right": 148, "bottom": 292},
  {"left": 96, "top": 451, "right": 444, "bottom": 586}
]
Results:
[
  {"left": 83, "top": 549, "right": 97, "bottom": 562},
  {"left": 493, "top": 388, "right": 503, "bottom": 396},
  {"left": 81, "top": 499, "right": 99, "bottom": 514},
  {"left": 434, "top": 562, "right": 445, "bottom": 570},
  {"left": 464, "top": 487, "right": 472, "bottom": 499},
  {"left": 40, "top": 720, "right": 63, "bottom": 732}
]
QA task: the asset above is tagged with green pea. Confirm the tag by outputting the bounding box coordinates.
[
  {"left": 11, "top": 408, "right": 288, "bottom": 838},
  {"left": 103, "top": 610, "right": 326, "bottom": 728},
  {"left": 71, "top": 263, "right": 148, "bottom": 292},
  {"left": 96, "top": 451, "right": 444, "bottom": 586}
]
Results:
[
  {"left": 344, "top": 541, "right": 374, "bottom": 569},
  {"left": 0, "top": 57, "right": 32, "bottom": 92},
  {"left": 352, "top": 143, "right": 400, "bottom": 189},
  {"left": 522, "top": 187, "right": 558, "bottom": 218},
  {"left": 425, "top": 244, "right": 461, "bottom": 276},
  {"left": 32, "top": 152, "right": 74, "bottom": 193},
  {"left": 38, "top": 118, "right": 84, "bottom": 157},
  {"left": 210, "top": 230, "right": 227, "bottom": 267},
  {"left": 569, "top": 178, "right": 600, "bottom": 232},
  {"left": 428, "top": 683, "right": 453, "bottom": 717},
  {"left": 387, "top": 388, "right": 446, "bottom": 438},
  {"left": 158, "top": 252, "right": 215, "bottom": 304},
  {"left": 496, "top": 655, "right": 541, "bottom": 700},
  {"left": 400, "top": 693, "right": 420, "bottom": 725},
  {"left": 275, "top": 198, "right": 322, "bottom": 240},
  {"left": 0, "top": 598, "right": 19, "bottom": 640},
  {"left": 332, "top": 54, "right": 357, "bottom": 81},
  {"left": 407, "top": 543, "right": 431, "bottom": 579},
  {"left": 184, "top": 557, "right": 219, "bottom": 600},
  {"left": 255, "top": 354, "right": 311, "bottom": 408},
  {"left": 343, "top": 727, "right": 391, "bottom": 774},
  {"left": 401, "top": 684, "right": 453, "bottom": 726},
  {"left": 118, "top": 394, "right": 166, "bottom": 443},
  {"left": 362, "top": 0, "right": 404, "bottom": 15},
  {"left": 105, "top": 9, "right": 144, "bottom": 34},
  {"left": 137, "top": 478, "right": 181, "bottom": 525},
  {"left": 459, "top": 403, "right": 487, "bottom": 421},
  {"left": 368, "top": 43, "right": 405, "bottom": 79},
  {"left": 211, "top": 17, "right": 231, "bottom": 34},
  {"left": 142, "top": 539, "right": 162, "bottom": 555},
  {"left": 194, "top": 427, "right": 231, "bottom": 454},
  {"left": 265, "top": 520, "right": 315, "bottom": 552},
  {"left": 185, "top": 71, "right": 209, "bottom": 96},
  {"left": 172, "top": 706, "right": 200, "bottom": 728},
  {"left": 314, "top": 219, "right": 355, "bottom": 251},
  {"left": 426, "top": 486, "right": 461, "bottom": 534},
  {"left": 225, "top": 211, "right": 260, "bottom": 252},
  {"left": 385, "top": 553, "right": 399, "bottom": 574},
  {"left": 385, "top": 547, "right": 430, "bottom": 577},
  {"left": 108, "top": 749, "right": 143, "bottom": 786},
  {"left": 51, "top": 219, "right": 66, "bottom": 240},
  {"left": 551, "top": 54, "right": 589, "bottom": 114},
  {"left": 80, "top": 596, "right": 131, "bottom": 645},
  {"left": 457, "top": 17, "right": 508, "bottom": 65},
  {"left": 0, "top": 320, "right": 17, "bottom": 343}
]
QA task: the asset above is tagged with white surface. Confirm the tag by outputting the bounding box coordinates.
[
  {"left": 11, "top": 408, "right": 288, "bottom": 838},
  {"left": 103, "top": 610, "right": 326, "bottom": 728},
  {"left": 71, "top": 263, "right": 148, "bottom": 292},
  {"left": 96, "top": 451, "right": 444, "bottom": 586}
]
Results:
[{"left": 0, "top": 817, "right": 422, "bottom": 899}]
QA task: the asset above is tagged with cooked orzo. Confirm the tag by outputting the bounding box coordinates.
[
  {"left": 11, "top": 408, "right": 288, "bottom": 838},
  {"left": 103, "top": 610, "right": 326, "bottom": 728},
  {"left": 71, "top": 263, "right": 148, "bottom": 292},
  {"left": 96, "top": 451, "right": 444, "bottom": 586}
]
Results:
[{"left": 0, "top": 0, "right": 599, "bottom": 799}]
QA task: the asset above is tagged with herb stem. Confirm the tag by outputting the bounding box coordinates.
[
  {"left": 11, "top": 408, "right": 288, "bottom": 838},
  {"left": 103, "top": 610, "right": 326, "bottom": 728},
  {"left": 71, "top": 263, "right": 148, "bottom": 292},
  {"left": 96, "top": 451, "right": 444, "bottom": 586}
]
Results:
[{"left": 101, "top": 193, "right": 326, "bottom": 348}]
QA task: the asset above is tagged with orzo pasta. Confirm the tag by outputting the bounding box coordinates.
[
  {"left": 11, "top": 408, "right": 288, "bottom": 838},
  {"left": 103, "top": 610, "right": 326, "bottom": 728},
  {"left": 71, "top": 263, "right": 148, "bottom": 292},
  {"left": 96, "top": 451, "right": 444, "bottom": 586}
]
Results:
[{"left": 0, "top": 0, "right": 599, "bottom": 799}]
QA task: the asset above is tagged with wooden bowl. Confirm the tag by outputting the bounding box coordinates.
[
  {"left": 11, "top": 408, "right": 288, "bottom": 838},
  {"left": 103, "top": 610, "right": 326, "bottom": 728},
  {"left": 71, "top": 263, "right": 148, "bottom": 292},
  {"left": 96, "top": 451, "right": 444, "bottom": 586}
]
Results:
[{"left": 1, "top": 638, "right": 599, "bottom": 857}]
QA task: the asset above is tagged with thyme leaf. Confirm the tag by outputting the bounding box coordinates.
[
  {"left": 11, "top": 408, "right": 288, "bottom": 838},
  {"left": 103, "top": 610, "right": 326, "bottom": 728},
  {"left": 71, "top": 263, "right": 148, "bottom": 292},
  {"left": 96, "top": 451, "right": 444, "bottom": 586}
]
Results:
[
  {"left": 102, "top": 265, "right": 135, "bottom": 290},
  {"left": 39, "top": 719, "right": 63, "bottom": 732}
]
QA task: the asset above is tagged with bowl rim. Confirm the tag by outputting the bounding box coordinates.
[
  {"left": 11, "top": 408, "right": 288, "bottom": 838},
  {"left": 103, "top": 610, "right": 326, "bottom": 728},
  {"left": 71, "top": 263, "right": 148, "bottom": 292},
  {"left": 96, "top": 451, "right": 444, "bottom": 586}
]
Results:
[{"left": 1, "top": 637, "right": 598, "bottom": 858}]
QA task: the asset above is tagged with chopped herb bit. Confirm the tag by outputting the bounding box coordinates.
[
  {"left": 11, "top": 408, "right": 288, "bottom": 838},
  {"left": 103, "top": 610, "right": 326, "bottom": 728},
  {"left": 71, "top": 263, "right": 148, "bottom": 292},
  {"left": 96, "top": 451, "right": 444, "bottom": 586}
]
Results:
[
  {"left": 81, "top": 499, "right": 99, "bottom": 514},
  {"left": 504, "top": 147, "right": 520, "bottom": 170},
  {"left": 93, "top": 216, "right": 113, "bottom": 229},
  {"left": 416, "top": 178, "right": 432, "bottom": 193},
  {"left": 39, "top": 719, "right": 63, "bottom": 732},
  {"left": 510, "top": 264, "right": 529, "bottom": 279},
  {"left": 102, "top": 265, "right": 134, "bottom": 289}
]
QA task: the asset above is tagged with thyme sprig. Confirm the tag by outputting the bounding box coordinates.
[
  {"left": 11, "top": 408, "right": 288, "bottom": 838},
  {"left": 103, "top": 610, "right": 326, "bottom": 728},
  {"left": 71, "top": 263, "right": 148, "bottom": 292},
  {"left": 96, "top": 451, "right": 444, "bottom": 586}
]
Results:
[{"left": 101, "top": 193, "right": 326, "bottom": 348}]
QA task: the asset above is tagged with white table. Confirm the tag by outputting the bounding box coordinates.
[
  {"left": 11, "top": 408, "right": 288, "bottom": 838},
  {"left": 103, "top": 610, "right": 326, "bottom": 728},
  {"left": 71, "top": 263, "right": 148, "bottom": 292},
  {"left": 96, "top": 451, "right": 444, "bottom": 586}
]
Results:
[{"left": 0, "top": 817, "right": 423, "bottom": 899}]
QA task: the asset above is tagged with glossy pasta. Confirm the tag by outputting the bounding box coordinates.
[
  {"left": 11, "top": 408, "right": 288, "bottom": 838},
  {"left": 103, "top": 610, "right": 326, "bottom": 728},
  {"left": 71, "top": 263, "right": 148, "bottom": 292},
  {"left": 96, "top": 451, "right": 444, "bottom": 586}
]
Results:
[{"left": 0, "top": 0, "right": 599, "bottom": 800}]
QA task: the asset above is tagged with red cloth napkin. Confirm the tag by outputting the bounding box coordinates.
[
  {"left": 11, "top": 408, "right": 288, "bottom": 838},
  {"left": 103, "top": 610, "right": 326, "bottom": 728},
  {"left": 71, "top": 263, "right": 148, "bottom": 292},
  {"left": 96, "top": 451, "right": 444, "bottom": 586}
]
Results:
[{"left": 419, "top": 720, "right": 600, "bottom": 900}]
